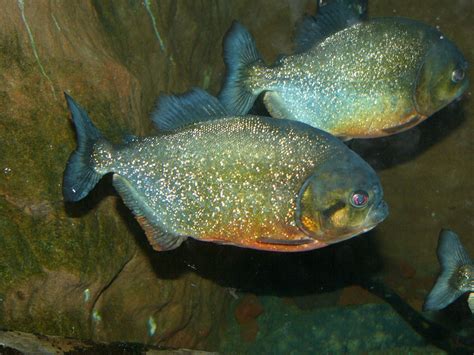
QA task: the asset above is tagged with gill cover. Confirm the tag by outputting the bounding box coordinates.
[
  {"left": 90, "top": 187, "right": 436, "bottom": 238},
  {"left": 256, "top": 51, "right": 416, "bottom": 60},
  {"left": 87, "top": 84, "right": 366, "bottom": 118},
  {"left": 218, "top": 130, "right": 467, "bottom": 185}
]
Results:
[
  {"left": 295, "top": 175, "right": 321, "bottom": 237},
  {"left": 414, "top": 38, "right": 468, "bottom": 116},
  {"left": 295, "top": 174, "right": 350, "bottom": 242}
]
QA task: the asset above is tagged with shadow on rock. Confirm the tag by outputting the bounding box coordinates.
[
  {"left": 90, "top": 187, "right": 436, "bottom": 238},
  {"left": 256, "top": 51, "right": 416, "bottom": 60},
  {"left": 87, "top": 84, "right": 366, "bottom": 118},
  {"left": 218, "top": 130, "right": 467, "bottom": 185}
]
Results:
[
  {"left": 143, "top": 229, "right": 385, "bottom": 298},
  {"left": 63, "top": 174, "right": 116, "bottom": 218}
]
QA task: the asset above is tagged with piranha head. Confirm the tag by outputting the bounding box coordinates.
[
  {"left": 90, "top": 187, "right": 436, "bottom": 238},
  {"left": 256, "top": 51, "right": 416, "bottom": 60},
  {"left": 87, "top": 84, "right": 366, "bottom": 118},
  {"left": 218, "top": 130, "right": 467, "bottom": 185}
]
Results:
[
  {"left": 296, "top": 153, "right": 388, "bottom": 244},
  {"left": 414, "top": 36, "right": 469, "bottom": 117}
]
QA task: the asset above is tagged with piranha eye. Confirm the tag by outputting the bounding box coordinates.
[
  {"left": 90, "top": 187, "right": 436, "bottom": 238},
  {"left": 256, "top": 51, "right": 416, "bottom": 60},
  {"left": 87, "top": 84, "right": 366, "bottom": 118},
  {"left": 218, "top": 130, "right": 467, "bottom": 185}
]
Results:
[
  {"left": 350, "top": 190, "right": 369, "bottom": 208},
  {"left": 451, "top": 68, "right": 465, "bottom": 83}
]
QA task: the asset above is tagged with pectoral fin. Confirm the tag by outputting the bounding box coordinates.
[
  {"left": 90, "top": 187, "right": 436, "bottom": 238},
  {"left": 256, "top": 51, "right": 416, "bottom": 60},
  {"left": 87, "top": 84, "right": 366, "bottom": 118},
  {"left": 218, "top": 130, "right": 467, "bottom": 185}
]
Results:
[
  {"left": 257, "top": 237, "right": 314, "bottom": 246},
  {"left": 263, "top": 91, "right": 292, "bottom": 119},
  {"left": 112, "top": 174, "right": 187, "bottom": 251},
  {"left": 381, "top": 115, "right": 421, "bottom": 134},
  {"left": 338, "top": 136, "right": 352, "bottom": 142}
]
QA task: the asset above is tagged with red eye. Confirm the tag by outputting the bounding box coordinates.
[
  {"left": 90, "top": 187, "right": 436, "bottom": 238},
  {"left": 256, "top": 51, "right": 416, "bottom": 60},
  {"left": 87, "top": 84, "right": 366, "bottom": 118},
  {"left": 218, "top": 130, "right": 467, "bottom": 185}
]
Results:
[{"left": 351, "top": 190, "right": 368, "bottom": 208}]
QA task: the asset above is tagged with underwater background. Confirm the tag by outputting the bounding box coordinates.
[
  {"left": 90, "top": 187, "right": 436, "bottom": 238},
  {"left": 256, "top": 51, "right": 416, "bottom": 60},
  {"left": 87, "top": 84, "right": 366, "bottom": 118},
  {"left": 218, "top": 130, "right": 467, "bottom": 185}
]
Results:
[{"left": 0, "top": 0, "right": 472, "bottom": 353}]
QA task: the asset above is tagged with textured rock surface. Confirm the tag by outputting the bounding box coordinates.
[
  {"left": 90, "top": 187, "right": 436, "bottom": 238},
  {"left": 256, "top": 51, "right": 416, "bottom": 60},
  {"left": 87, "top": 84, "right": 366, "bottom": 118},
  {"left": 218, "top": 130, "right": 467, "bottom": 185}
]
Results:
[{"left": 0, "top": 0, "right": 309, "bottom": 349}]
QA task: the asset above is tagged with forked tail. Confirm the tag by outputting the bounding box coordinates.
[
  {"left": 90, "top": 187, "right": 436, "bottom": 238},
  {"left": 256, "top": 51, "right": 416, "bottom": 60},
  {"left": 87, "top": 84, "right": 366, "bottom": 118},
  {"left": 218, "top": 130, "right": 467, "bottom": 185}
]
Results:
[
  {"left": 423, "top": 229, "right": 471, "bottom": 311},
  {"left": 63, "top": 94, "right": 113, "bottom": 202},
  {"left": 218, "top": 21, "right": 265, "bottom": 115}
]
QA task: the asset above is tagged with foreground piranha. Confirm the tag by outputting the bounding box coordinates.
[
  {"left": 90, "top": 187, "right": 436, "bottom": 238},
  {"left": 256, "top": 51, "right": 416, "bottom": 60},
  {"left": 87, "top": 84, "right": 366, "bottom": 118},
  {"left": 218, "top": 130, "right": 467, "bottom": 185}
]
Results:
[
  {"left": 219, "top": 0, "right": 469, "bottom": 140},
  {"left": 63, "top": 89, "right": 388, "bottom": 252},
  {"left": 424, "top": 229, "right": 474, "bottom": 313}
]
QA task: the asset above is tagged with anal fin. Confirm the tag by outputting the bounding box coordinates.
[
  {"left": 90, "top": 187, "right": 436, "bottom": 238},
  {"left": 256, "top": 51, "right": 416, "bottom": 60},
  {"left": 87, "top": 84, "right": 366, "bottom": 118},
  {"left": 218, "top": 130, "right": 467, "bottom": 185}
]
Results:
[{"left": 112, "top": 174, "right": 186, "bottom": 251}]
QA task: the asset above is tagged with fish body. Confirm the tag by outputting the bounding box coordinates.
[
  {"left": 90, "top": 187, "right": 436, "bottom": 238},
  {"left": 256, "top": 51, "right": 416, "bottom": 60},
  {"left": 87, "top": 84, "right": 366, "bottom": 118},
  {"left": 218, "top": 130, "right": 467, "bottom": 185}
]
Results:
[
  {"left": 424, "top": 229, "right": 474, "bottom": 313},
  {"left": 63, "top": 89, "right": 387, "bottom": 252},
  {"left": 219, "top": 2, "right": 468, "bottom": 139}
]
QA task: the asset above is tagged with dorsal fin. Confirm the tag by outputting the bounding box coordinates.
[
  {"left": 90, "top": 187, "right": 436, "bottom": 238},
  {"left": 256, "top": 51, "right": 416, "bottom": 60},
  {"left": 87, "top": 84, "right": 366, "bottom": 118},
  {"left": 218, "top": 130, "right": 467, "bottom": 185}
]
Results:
[
  {"left": 151, "top": 88, "right": 229, "bottom": 131},
  {"left": 295, "top": 0, "right": 368, "bottom": 53}
]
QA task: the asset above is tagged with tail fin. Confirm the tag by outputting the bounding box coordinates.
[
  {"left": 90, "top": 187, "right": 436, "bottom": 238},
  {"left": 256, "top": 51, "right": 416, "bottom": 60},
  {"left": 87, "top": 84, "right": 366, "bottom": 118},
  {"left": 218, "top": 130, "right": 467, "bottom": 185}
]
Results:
[
  {"left": 63, "top": 93, "right": 110, "bottom": 202},
  {"left": 218, "top": 21, "right": 264, "bottom": 115},
  {"left": 423, "top": 229, "right": 471, "bottom": 311}
]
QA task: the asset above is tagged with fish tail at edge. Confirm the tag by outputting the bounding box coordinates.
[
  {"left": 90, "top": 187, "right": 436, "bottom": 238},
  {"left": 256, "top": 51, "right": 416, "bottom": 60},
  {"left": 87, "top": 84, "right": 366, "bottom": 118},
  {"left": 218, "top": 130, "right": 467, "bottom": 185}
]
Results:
[{"left": 423, "top": 229, "right": 470, "bottom": 311}]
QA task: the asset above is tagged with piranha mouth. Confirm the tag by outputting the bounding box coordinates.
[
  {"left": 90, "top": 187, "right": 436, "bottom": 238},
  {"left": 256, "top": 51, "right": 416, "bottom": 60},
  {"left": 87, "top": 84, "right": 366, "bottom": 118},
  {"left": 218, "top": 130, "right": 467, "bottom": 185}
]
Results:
[
  {"left": 339, "top": 200, "right": 389, "bottom": 241},
  {"left": 452, "top": 81, "right": 470, "bottom": 104},
  {"left": 317, "top": 222, "right": 379, "bottom": 245},
  {"left": 367, "top": 200, "right": 389, "bottom": 226},
  {"left": 313, "top": 201, "right": 388, "bottom": 245},
  {"left": 413, "top": 76, "right": 470, "bottom": 117}
]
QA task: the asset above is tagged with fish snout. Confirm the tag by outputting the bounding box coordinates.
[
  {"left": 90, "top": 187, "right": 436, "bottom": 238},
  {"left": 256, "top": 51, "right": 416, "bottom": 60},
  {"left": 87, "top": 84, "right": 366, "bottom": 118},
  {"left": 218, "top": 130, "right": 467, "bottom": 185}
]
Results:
[{"left": 369, "top": 200, "right": 389, "bottom": 225}]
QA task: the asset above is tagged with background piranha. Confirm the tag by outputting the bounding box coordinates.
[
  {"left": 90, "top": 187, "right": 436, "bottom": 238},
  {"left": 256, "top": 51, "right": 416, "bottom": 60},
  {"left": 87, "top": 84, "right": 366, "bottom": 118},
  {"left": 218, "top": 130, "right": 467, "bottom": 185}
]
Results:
[
  {"left": 219, "top": 0, "right": 469, "bottom": 140},
  {"left": 424, "top": 229, "right": 474, "bottom": 313},
  {"left": 63, "top": 89, "right": 387, "bottom": 252}
]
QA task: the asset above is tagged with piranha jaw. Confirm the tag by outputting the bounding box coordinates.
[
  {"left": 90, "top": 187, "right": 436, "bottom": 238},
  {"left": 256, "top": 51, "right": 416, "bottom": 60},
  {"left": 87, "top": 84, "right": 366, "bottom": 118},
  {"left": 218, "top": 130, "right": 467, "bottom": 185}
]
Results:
[
  {"left": 321, "top": 200, "right": 388, "bottom": 244},
  {"left": 295, "top": 175, "right": 389, "bottom": 245},
  {"left": 414, "top": 74, "right": 469, "bottom": 117},
  {"left": 365, "top": 200, "right": 389, "bottom": 227}
]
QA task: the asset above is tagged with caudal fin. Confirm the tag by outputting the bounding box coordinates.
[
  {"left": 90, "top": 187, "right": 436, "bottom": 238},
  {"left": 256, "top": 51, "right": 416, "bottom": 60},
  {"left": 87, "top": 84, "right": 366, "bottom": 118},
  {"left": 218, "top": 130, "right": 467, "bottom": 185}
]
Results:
[
  {"left": 423, "top": 229, "right": 471, "bottom": 311},
  {"left": 218, "top": 21, "right": 263, "bottom": 115},
  {"left": 63, "top": 93, "right": 110, "bottom": 202}
]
